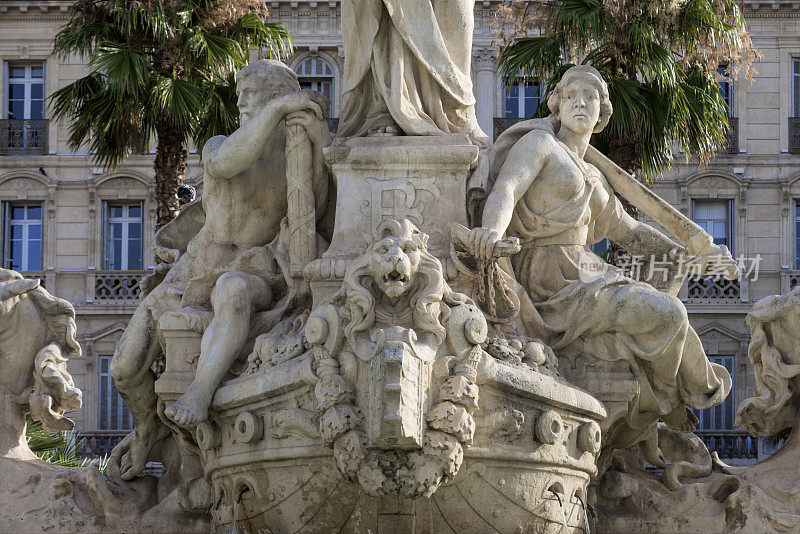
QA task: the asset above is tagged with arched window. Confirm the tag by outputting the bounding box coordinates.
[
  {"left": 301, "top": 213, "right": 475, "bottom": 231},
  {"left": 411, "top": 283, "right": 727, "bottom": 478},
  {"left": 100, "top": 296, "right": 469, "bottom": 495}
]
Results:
[{"left": 294, "top": 57, "right": 335, "bottom": 117}]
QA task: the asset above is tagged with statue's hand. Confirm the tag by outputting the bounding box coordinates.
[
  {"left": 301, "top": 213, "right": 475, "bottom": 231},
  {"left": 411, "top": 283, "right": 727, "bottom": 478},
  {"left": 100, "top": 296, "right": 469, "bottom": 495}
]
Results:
[
  {"left": 276, "top": 91, "right": 324, "bottom": 121},
  {"left": 469, "top": 227, "right": 502, "bottom": 262},
  {"left": 286, "top": 110, "right": 331, "bottom": 148}
]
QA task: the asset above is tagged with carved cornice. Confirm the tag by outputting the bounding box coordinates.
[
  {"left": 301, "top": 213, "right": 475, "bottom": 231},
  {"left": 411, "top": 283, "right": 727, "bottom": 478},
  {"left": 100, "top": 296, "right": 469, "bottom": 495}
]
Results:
[{"left": 0, "top": 0, "right": 70, "bottom": 19}]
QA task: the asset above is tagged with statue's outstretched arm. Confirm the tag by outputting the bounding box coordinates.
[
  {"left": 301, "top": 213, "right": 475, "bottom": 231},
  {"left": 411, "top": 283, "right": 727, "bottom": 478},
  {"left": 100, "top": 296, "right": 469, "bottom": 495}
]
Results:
[{"left": 607, "top": 213, "right": 682, "bottom": 260}]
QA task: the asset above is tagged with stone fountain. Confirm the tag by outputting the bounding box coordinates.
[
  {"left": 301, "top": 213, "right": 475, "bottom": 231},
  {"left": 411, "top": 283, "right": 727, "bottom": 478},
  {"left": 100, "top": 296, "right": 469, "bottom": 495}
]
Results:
[{"left": 2, "top": 1, "right": 790, "bottom": 532}]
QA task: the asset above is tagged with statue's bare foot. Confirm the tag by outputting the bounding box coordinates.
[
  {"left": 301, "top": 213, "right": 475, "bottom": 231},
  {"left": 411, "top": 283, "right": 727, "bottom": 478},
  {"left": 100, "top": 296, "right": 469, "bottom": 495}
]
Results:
[
  {"left": 164, "top": 386, "right": 209, "bottom": 428},
  {"left": 114, "top": 420, "right": 169, "bottom": 481}
]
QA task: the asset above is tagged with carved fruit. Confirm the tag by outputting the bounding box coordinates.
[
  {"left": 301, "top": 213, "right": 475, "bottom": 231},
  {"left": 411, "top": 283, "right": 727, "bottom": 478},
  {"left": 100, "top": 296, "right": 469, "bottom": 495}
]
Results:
[
  {"left": 315, "top": 374, "right": 355, "bottom": 411},
  {"left": 427, "top": 401, "right": 476, "bottom": 444},
  {"left": 333, "top": 430, "right": 367, "bottom": 480},
  {"left": 320, "top": 404, "right": 362, "bottom": 443},
  {"left": 440, "top": 375, "right": 479, "bottom": 413}
]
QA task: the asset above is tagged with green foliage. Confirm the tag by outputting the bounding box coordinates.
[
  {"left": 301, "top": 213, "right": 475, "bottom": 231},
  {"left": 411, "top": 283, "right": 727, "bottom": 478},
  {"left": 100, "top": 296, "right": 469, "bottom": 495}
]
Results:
[
  {"left": 26, "top": 415, "right": 108, "bottom": 471},
  {"left": 50, "top": 0, "right": 293, "bottom": 168},
  {"left": 495, "top": 0, "right": 759, "bottom": 179}
]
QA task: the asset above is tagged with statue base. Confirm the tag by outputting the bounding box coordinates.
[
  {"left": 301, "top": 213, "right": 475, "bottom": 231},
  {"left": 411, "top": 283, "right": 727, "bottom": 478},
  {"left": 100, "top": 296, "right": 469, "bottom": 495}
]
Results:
[{"left": 305, "top": 135, "right": 479, "bottom": 305}]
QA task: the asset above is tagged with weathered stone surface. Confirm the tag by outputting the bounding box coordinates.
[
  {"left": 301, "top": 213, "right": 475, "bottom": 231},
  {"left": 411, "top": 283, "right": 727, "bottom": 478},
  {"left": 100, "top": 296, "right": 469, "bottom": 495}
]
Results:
[{"left": 595, "top": 287, "right": 800, "bottom": 533}]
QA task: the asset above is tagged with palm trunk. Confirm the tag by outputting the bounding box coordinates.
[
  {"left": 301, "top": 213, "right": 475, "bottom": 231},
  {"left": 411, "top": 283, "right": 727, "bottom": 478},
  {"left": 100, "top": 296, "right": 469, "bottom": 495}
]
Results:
[
  {"left": 603, "top": 134, "right": 641, "bottom": 265},
  {"left": 154, "top": 119, "right": 188, "bottom": 230},
  {"left": 605, "top": 135, "right": 641, "bottom": 218}
]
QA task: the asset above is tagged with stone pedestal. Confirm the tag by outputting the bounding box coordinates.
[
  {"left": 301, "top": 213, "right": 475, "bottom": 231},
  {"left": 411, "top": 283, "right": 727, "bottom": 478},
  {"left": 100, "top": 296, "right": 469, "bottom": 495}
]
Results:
[
  {"left": 153, "top": 311, "right": 203, "bottom": 404},
  {"left": 304, "top": 135, "right": 479, "bottom": 305}
]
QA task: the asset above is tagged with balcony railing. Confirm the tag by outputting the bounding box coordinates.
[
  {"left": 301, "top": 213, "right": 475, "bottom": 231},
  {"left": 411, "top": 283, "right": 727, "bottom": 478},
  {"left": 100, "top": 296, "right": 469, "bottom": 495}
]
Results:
[
  {"left": 685, "top": 275, "right": 741, "bottom": 303},
  {"left": 494, "top": 117, "right": 526, "bottom": 141},
  {"left": 720, "top": 116, "right": 739, "bottom": 154},
  {"left": 790, "top": 117, "right": 800, "bottom": 154},
  {"left": 78, "top": 430, "right": 129, "bottom": 458},
  {"left": 93, "top": 270, "right": 148, "bottom": 304},
  {"left": 0, "top": 119, "right": 48, "bottom": 155},
  {"left": 695, "top": 430, "right": 758, "bottom": 460}
]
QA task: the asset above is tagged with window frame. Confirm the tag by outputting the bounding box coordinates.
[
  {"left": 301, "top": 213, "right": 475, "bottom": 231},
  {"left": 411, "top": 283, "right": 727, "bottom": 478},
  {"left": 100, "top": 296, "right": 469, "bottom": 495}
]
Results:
[
  {"left": 793, "top": 58, "right": 800, "bottom": 118},
  {"left": 691, "top": 199, "right": 735, "bottom": 256},
  {"left": 3, "top": 61, "right": 46, "bottom": 120},
  {"left": 294, "top": 57, "right": 335, "bottom": 117},
  {"left": 102, "top": 200, "right": 144, "bottom": 271},
  {"left": 502, "top": 78, "right": 541, "bottom": 119},
  {"left": 1, "top": 201, "right": 43, "bottom": 271},
  {"left": 696, "top": 354, "right": 735, "bottom": 431},
  {"left": 97, "top": 355, "right": 134, "bottom": 431},
  {"left": 717, "top": 65, "right": 734, "bottom": 118}
]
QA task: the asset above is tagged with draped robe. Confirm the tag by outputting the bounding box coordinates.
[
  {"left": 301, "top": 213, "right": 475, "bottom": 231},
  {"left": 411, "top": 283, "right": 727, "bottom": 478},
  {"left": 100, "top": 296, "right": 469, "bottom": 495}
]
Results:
[
  {"left": 488, "top": 119, "right": 731, "bottom": 448},
  {"left": 339, "top": 0, "right": 487, "bottom": 144}
]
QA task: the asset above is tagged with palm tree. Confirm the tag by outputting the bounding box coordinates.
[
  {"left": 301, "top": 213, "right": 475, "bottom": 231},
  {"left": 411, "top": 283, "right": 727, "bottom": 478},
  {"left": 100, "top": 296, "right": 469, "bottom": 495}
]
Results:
[
  {"left": 51, "top": 0, "right": 292, "bottom": 228},
  {"left": 496, "top": 0, "right": 759, "bottom": 180}
]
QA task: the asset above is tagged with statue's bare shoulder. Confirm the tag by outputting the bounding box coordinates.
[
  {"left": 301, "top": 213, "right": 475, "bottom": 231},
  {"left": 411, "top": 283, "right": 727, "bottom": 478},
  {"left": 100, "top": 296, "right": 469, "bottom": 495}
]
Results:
[{"left": 201, "top": 135, "right": 227, "bottom": 163}]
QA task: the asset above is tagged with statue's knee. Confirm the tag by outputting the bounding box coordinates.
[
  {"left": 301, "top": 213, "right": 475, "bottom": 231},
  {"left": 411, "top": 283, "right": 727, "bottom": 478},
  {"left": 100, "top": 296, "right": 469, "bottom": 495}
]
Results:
[
  {"left": 651, "top": 293, "right": 688, "bottom": 330},
  {"left": 110, "top": 353, "right": 132, "bottom": 384},
  {"left": 213, "top": 273, "right": 252, "bottom": 312}
]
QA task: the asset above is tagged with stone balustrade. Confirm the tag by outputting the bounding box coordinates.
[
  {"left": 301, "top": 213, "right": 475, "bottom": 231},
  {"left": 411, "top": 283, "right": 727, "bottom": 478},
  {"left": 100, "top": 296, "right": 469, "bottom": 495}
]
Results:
[{"left": 695, "top": 429, "right": 759, "bottom": 460}]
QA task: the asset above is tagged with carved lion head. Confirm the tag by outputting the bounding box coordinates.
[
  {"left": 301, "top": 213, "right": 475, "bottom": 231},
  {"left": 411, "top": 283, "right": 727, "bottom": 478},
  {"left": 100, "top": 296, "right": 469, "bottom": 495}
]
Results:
[{"left": 342, "top": 219, "right": 447, "bottom": 345}]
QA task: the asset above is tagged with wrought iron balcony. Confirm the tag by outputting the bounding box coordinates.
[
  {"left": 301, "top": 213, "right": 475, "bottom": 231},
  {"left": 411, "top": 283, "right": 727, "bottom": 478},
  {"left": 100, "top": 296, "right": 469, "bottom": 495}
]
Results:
[
  {"left": 719, "top": 116, "right": 739, "bottom": 154},
  {"left": 494, "top": 117, "right": 526, "bottom": 141},
  {"left": 78, "top": 430, "right": 129, "bottom": 458},
  {"left": 0, "top": 119, "right": 48, "bottom": 155},
  {"left": 685, "top": 275, "right": 741, "bottom": 303},
  {"left": 791, "top": 117, "right": 800, "bottom": 154}
]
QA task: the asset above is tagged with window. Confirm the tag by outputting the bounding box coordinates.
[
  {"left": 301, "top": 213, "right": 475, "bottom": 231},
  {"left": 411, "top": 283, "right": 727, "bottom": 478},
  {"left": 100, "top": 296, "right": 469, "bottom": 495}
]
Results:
[
  {"left": 717, "top": 66, "right": 733, "bottom": 117},
  {"left": 2, "top": 202, "right": 42, "bottom": 271},
  {"left": 503, "top": 79, "right": 541, "bottom": 119},
  {"left": 294, "top": 57, "right": 334, "bottom": 117},
  {"left": 794, "top": 58, "right": 800, "bottom": 117},
  {"left": 692, "top": 200, "right": 734, "bottom": 254},
  {"left": 696, "top": 355, "right": 735, "bottom": 430},
  {"left": 98, "top": 355, "right": 133, "bottom": 431},
  {"left": 795, "top": 203, "right": 800, "bottom": 269},
  {"left": 3, "top": 62, "right": 44, "bottom": 120},
  {"left": 103, "top": 202, "right": 143, "bottom": 270}
]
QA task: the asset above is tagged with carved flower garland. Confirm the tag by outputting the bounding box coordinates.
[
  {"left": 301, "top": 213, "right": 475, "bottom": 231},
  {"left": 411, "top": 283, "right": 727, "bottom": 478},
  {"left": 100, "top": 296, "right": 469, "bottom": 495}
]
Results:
[{"left": 310, "top": 343, "right": 483, "bottom": 499}]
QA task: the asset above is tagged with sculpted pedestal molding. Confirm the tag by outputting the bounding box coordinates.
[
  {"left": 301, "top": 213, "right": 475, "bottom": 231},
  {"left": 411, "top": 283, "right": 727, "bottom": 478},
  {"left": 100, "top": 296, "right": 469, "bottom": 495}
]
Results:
[{"left": 304, "top": 135, "right": 479, "bottom": 305}]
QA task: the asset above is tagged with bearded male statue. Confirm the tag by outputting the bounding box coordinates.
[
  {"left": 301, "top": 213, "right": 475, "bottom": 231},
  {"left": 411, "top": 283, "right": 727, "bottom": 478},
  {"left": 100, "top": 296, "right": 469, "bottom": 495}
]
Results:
[
  {"left": 109, "top": 60, "right": 331, "bottom": 481},
  {"left": 466, "top": 65, "right": 732, "bottom": 463}
]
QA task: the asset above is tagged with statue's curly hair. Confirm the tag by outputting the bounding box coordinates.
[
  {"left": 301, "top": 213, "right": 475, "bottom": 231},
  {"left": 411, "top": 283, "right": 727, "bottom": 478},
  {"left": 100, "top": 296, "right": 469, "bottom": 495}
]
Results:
[{"left": 547, "top": 65, "right": 613, "bottom": 134}]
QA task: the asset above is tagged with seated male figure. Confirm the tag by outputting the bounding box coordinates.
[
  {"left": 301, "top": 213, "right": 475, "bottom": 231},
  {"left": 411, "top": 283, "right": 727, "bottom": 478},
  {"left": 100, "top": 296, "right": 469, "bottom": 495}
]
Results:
[{"left": 110, "top": 60, "right": 330, "bottom": 480}]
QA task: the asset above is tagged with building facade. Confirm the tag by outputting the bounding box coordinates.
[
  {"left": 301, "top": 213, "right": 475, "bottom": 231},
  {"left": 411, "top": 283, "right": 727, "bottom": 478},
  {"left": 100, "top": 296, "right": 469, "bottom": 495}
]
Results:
[{"left": 1, "top": 0, "right": 798, "bottom": 460}]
